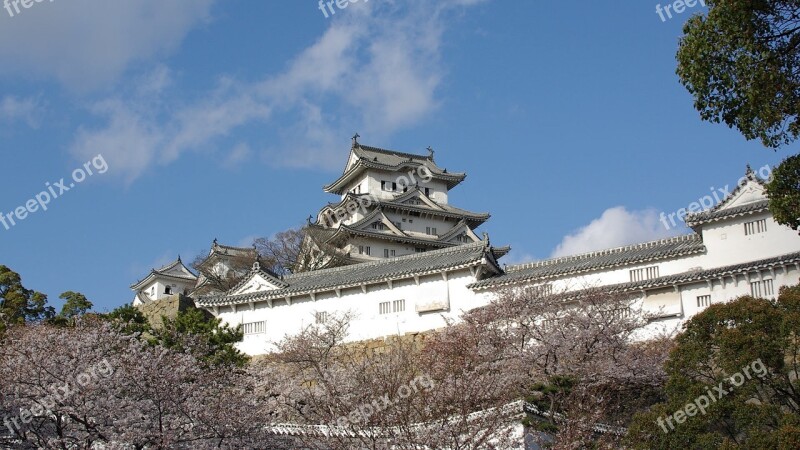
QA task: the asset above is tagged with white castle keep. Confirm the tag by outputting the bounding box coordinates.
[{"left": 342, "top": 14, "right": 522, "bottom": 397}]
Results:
[{"left": 131, "top": 139, "right": 800, "bottom": 355}]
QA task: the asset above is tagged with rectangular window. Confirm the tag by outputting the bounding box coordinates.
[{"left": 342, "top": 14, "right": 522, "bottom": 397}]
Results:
[
  {"left": 426, "top": 227, "right": 437, "bottom": 235},
  {"left": 381, "top": 181, "right": 397, "bottom": 192},
  {"left": 391, "top": 249, "right": 396, "bottom": 256},
  {"left": 424, "top": 187, "right": 431, "bottom": 196},
  {"left": 611, "top": 308, "right": 631, "bottom": 319},
  {"left": 242, "top": 321, "right": 266, "bottom": 335},
  {"left": 630, "top": 266, "right": 660, "bottom": 282},
  {"left": 379, "top": 301, "right": 391, "bottom": 315},
  {"left": 697, "top": 295, "right": 711, "bottom": 308},
  {"left": 415, "top": 247, "right": 426, "bottom": 253},
  {"left": 392, "top": 299, "right": 405, "bottom": 313},
  {"left": 531, "top": 284, "right": 553, "bottom": 297},
  {"left": 315, "top": 312, "right": 328, "bottom": 324},
  {"left": 750, "top": 279, "right": 775, "bottom": 298},
  {"left": 384, "top": 249, "right": 389, "bottom": 258},
  {"left": 744, "top": 219, "right": 767, "bottom": 236},
  {"left": 365, "top": 246, "right": 371, "bottom": 256},
  {"left": 358, "top": 245, "right": 364, "bottom": 254}
]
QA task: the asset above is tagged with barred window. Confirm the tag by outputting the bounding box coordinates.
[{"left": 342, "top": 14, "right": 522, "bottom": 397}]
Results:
[
  {"left": 611, "top": 308, "right": 631, "bottom": 319},
  {"left": 697, "top": 295, "right": 711, "bottom": 308},
  {"left": 630, "top": 266, "right": 659, "bottom": 282},
  {"left": 379, "top": 301, "right": 391, "bottom": 315},
  {"left": 744, "top": 219, "right": 767, "bottom": 235},
  {"left": 392, "top": 299, "right": 406, "bottom": 313},
  {"left": 315, "top": 312, "right": 328, "bottom": 324},
  {"left": 242, "top": 321, "right": 266, "bottom": 335},
  {"left": 750, "top": 279, "right": 775, "bottom": 298}
]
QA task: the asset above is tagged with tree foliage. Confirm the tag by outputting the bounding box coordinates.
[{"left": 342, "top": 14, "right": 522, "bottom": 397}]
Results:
[
  {"left": 153, "top": 307, "right": 248, "bottom": 368},
  {"left": 677, "top": 0, "right": 800, "bottom": 148},
  {"left": 262, "top": 287, "right": 672, "bottom": 449},
  {"left": 254, "top": 228, "right": 307, "bottom": 275},
  {"left": 626, "top": 285, "right": 800, "bottom": 449},
  {"left": 766, "top": 153, "right": 800, "bottom": 230},
  {"left": 0, "top": 265, "right": 53, "bottom": 334},
  {"left": 0, "top": 321, "right": 291, "bottom": 449}
]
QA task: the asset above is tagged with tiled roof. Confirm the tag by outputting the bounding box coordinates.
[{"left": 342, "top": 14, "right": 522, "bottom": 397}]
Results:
[
  {"left": 324, "top": 143, "right": 467, "bottom": 194},
  {"left": 469, "top": 234, "right": 706, "bottom": 290},
  {"left": 685, "top": 199, "right": 769, "bottom": 227},
  {"left": 130, "top": 257, "right": 198, "bottom": 290},
  {"left": 317, "top": 191, "right": 490, "bottom": 228},
  {"left": 196, "top": 240, "right": 499, "bottom": 306},
  {"left": 491, "top": 246, "right": 511, "bottom": 260},
  {"left": 685, "top": 166, "right": 769, "bottom": 227},
  {"left": 538, "top": 251, "right": 800, "bottom": 300}
]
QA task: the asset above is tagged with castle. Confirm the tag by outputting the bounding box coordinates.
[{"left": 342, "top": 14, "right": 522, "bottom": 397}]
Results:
[{"left": 132, "top": 138, "right": 800, "bottom": 355}]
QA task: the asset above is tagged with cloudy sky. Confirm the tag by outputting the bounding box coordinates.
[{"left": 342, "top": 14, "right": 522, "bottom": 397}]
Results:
[{"left": 0, "top": 0, "right": 786, "bottom": 311}]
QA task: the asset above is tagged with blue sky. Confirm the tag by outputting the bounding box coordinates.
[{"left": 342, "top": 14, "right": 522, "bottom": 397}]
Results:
[{"left": 0, "top": 0, "right": 788, "bottom": 313}]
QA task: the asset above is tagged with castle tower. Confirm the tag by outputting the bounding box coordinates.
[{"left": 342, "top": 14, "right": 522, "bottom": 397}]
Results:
[{"left": 300, "top": 136, "right": 494, "bottom": 269}]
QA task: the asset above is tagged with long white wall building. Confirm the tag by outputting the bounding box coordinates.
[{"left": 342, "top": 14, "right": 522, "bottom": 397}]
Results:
[{"left": 132, "top": 142, "right": 800, "bottom": 356}]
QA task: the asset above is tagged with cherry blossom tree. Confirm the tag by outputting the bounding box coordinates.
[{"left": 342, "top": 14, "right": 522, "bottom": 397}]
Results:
[{"left": 0, "top": 320, "right": 292, "bottom": 449}]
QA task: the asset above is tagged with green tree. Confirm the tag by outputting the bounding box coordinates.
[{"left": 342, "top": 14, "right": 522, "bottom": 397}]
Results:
[
  {"left": 0, "top": 265, "right": 53, "bottom": 333},
  {"left": 626, "top": 285, "right": 800, "bottom": 449},
  {"left": 58, "top": 291, "right": 93, "bottom": 318},
  {"left": 677, "top": 0, "right": 800, "bottom": 231},
  {"left": 677, "top": 0, "right": 800, "bottom": 148},
  {"left": 154, "top": 307, "right": 248, "bottom": 368},
  {"left": 104, "top": 303, "right": 153, "bottom": 336},
  {"left": 766, "top": 154, "right": 800, "bottom": 230}
]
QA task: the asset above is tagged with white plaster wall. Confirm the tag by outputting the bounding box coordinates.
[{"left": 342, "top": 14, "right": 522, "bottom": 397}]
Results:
[
  {"left": 346, "top": 170, "right": 450, "bottom": 204},
  {"left": 215, "top": 269, "right": 493, "bottom": 355},
  {"left": 700, "top": 212, "right": 800, "bottom": 266}
]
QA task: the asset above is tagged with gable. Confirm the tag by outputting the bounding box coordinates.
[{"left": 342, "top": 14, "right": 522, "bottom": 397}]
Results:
[
  {"left": 231, "top": 272, "right": 284, "bottom": 296},
  {"left": 721, "top": 179, "right": 767, "bottom": 210}
]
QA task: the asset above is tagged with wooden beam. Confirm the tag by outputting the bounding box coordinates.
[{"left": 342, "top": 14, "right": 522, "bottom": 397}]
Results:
[
  {"left": 249, "top": 302, "right": 255, "bottom": 311},
  {"left": 310, "top": 293, "right": 316, "bottom": 302},
  {"left": 413, "top": 275, "right": 420, "bottom": 285},
  {"left": 285, "top": 296, "right": 292, "bottom": 306},
  {"left": 387, "top": 279, "right": 393, "bottom": 289},
  {"left": 361, "top": 284, "right": 367, "bottom": 294},
  {"left": 335, "top": 288, "right": 341, "bottom": 298}
]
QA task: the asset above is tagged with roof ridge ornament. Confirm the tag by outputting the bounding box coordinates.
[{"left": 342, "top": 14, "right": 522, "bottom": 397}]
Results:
[
  {"left": 352, "top": 133, "right": 360, "bottom": 147},
  {"left": 427, "top": 146, "right": 435, "bottom": 161}
]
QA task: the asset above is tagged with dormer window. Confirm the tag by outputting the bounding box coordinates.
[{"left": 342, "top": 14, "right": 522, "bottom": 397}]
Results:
[{"left": 164, "top": 286, "right": 172, "bottom": 295}]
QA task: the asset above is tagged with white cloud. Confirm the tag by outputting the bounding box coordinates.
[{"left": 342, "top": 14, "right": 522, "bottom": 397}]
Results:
[
  {"left": 69, "top": 0, "right": 486, "bottom": 182},
  {"left": 70, "top": 67, "right": 271, "bottom": 184},
  {"left": 0, "top": 95, "right": 45, "bottom": 127},
  {"left": 0, "top": 0, "right": 215, "bottom": 91},
  {"left": 550, "top": 207, "right": 683, "bottom": 258}
]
